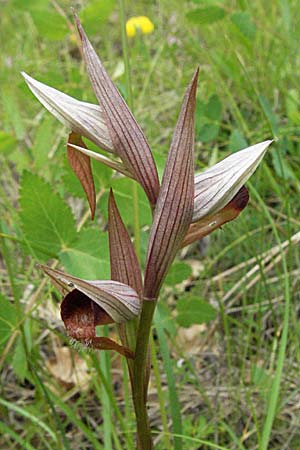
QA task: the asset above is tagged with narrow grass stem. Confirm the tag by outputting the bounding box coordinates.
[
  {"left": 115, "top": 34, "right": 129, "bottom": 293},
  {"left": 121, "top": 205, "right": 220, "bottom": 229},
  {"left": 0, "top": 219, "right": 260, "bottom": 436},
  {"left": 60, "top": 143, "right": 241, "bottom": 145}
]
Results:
[
  {"left": 155, "top": 311, "right": 183, "bottom": 450},
  {"left": 150, "top": 333, "right": 172, "bottom": 450},
  {"left": 249, "top": 185, "right": 290, "bottom": 450}
]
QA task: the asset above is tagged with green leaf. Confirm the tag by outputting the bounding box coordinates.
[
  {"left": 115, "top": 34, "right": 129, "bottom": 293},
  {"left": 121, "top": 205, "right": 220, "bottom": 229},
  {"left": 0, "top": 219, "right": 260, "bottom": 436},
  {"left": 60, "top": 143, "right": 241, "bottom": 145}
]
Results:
[
  {"left": 12, "top": 337, "right": 28, "bottom": 382},
  {"left": 176, "top": 296, "right": 216, "bottom": 327},
  {"left": 99, "top": 178, "right": 152, "bottom": 228},
  {"left": 286, "top": 89, "right": 300, "bottom": 125},
  {"left": 280, "top": 0, "right": 291, "bottom": 32},
  {"left": 228, "top": 129, "right": 248, "bottom": 152},
  {"left": 31, "top": 10, "right": 69, "bottom": 41},
  {"left": 186, "top": 6, "right": 226, "bottom": 25},
  {"left": 155, "top": 302, "right": 177, "bottom": 336},
  {"left": 258, "top": 95, "right": 279, "bottom": 136},
  {"left": 59, "top": 228, "right": 110, "bottom": 279},
  {"left": 272, "top": 140, "right": 297, "bottom": 182},
  {"left": 80, "top": 0, "right": 115, "bottom": 35},
  {"left": 165, "top": 262, "right": 192, "bottom": 286},
  {"left": 191, "top": 0, "right": 224, "bottom": 3},
  {"left": 251, "top": 364, "right": 272, "bottom": 393},
  {"left": 31, "top": 116, "right": 55, "bottom": 172},
  {"left": 198, "top": 123, "right": 220, "bottom": 142},
  {"left": 0, "top": 294, "right": 18, "bottom": 349},
  {"left": 196, "top": 95, "right": 222, "bottom": 142},
  {"left": 11, "top": 0, "right": 49, "bottom": 11},
  {"left": 2, "top": 89, "right": 25, "bottom": 140},
  {"left": 0, "top": 132, "right": 17, "bottom": 155},
  {"left": 19, "top": 172, "right": 77, "bottom": 260},
  {"left": 230, "top": 12, "right": 256, "bottom": 41},
  {"left": 204, "top": 94, "right": 222, "bottom": 121}
]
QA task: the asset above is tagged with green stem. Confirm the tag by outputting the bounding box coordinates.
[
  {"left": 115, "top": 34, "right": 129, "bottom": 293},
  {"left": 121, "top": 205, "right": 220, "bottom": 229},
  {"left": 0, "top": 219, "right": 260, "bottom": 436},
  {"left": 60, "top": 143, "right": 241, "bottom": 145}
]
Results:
[{"left": 133, "top": 300, "right": 156, "bottom": 450}]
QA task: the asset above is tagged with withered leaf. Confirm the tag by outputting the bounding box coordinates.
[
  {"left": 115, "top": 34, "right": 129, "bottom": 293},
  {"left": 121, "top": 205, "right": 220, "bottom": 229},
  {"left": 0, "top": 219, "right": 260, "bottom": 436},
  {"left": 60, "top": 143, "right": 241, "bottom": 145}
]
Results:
[
  {"left": 74, "top": 15, "right": 160, "bottom": 209},
  {"left": 67, "top": 132, "right": 96, "bottom": 219},
  {"left": 143, "top": 69, "right": 198, "bottom": 300}
]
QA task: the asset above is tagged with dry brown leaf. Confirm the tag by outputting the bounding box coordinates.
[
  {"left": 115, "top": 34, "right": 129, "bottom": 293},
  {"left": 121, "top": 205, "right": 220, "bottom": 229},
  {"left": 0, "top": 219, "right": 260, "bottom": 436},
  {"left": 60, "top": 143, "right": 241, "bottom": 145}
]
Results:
[
  {"left": 46, "top": 346, "right": 90, "bottom": 390},
  {"left": 176, "top": 324, "right": 207, "bottom": 355}
]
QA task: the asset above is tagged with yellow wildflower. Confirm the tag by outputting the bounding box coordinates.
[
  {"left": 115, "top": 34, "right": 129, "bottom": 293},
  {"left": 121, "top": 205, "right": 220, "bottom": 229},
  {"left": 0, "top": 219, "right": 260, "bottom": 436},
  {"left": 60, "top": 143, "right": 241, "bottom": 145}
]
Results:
[{"left": 126, "top": 16, "right": 154, "bottom": 38}]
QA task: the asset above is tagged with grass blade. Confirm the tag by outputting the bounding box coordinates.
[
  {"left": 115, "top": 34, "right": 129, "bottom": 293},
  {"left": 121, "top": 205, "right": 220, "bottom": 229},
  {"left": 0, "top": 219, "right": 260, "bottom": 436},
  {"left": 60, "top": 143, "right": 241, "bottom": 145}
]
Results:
[{"left": 155, "top": 310, "right": 183, "bottom": 450}]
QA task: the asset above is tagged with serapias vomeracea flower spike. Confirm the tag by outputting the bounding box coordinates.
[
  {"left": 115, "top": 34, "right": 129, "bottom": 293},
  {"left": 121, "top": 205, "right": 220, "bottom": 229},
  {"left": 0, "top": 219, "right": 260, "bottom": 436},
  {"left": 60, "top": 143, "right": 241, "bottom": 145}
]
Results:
[
  {"left": 74, "top": 14, "right": 160, "bottom": 209},
  {"left": 37, "top": 264, "right": 141, "bottom": 358},
  {"left": 67, "top": 133, "right": 96, "bottom": 220},
  {"left": 192, "top": 140, "right": 273, "bottom": 222},
  {"left": 182, "top": 185, "right": 249, "bottom": 247},
  {"left": 21, "top": 72, "right": 113, "bottom": 153},
  {"left": 143, "top": 69, "right": 198, "bottom": 300}
]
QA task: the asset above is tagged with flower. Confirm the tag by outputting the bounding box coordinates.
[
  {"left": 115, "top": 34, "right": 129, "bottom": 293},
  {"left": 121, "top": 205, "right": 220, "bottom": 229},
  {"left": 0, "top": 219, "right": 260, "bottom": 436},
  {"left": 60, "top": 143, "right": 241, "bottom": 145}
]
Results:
[
  {"left": 126, "top": 16, "right": 154, "bottom": 38},
  {"left": 38, "top": 264, "right": 140, "bottom": 358},
  {"left": 192, "top": 140, "right": 272, "bottom": 222}
]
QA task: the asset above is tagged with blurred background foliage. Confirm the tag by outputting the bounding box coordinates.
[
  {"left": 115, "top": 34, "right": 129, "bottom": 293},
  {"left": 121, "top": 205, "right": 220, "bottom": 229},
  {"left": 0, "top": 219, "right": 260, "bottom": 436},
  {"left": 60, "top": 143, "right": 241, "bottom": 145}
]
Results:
[{"left": 1, "top": 0, "right": 300, "bottom": 449}]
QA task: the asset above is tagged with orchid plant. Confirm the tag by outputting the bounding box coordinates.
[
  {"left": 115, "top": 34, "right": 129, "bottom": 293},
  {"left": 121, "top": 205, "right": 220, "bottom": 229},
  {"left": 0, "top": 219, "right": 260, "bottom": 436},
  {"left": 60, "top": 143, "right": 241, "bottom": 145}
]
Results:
[{"left": 22, "top": 14, "right": 272, "bottom": 450}]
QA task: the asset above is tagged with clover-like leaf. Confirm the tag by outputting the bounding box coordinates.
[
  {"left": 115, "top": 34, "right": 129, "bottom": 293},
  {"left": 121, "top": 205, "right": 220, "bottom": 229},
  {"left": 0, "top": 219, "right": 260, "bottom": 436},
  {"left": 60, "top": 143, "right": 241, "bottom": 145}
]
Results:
[
  {"left": 193, "top": 140, "right": 272, "bottom": 222},
  {"left": 21, "top": 72, "right": 113, "bottom": 152},
  {"left": 75, "top": 15, "right": 160, "bottom": 209},
  {"left": 143, "top": 69, "right": 198, "bottom": 300}
]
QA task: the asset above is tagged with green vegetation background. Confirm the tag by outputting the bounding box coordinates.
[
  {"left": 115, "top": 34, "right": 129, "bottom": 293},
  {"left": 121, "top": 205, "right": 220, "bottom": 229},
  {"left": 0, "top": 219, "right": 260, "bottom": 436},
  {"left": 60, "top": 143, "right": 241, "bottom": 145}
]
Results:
[{"left": 1, "top": 0, "right": 300, "bottom": 449}]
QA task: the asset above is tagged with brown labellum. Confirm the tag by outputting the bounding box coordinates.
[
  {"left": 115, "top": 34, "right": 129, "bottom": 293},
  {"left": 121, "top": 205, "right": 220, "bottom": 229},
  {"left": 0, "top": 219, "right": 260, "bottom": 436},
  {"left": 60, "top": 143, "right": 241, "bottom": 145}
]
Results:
[
  {"left": 61, "top": 290, "right": 134, "bottom": 359},
  {"left": 37, "top": 264, "right": 140, "bottom": 358}
]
